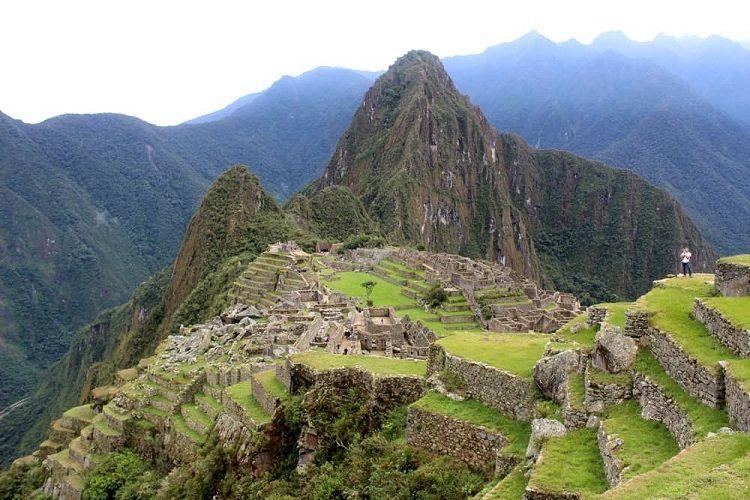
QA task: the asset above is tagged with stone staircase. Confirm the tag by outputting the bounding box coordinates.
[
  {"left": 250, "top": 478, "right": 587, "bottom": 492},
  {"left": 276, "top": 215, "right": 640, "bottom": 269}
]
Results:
[{"left": 228, "top": 252, "right": 308, "bottom": 309}]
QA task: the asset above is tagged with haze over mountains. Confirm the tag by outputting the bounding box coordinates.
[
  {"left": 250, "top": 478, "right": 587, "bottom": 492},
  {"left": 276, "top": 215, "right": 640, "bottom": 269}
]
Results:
[{"left": 0, "top": 31, "right": 748, "bottom": 459}]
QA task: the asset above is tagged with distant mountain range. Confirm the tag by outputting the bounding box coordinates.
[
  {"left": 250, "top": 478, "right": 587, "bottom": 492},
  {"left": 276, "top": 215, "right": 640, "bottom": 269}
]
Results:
[{"left": 1, "top": 31, "right": 748, "bottom": 427}]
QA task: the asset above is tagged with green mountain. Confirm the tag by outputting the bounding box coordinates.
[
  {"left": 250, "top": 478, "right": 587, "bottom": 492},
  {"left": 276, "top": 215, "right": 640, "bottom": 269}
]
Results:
[
  {"left": 0, "top": 165, "right": 310, "bottom": 466},
  {"left": 0, "top": 67, "right": 370, "bottom": 411},
  {"left": 315, "top": 50, "right": 713, "bottom": 301},
  {"left": 443, "top": 33, "right": 750, "bottom": 255}
]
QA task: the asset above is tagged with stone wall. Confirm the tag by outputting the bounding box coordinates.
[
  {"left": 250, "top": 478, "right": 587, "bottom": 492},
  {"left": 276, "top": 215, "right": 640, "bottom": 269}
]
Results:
[
  {"left": 428, "top": 345, "right": 535, "bottom": 421},
  {"left": 633, "top": 372, "right": 694, "bottom": 449},
  {"left": 716, "top": 262, "right": 750, "bottom": 297},
  {"left": 649, "top": 329, "right": 724, "bottom": 408},
  {"left": 722, "top": 364, "right": 750, "bottom": 432},
  {"left": 584, "top": 366, "right": 632, "bottom": 414},
  {"left": 587, "top": 306, "right": 607, "bottom": 327},
  {"left": 624, "top": 310, "right": 653, "bottom": 339},
  {"left": 251, "top": 376, "right": 280, "bottom": 416},
  {"left": 693, "top": 299, "right": 750, "bottom": 357},
  {"left": 597, "top": 421, "right": 625, "bottom": 487},
  {"left": 406, "top": 406, "right": 513, "bottom": 473}
]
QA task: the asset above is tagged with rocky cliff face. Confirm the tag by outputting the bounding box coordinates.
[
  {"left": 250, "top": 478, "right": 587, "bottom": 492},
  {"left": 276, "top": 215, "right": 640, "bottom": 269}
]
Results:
[{"left": 317, "top": 50, "right": 714, "bottom": 300}]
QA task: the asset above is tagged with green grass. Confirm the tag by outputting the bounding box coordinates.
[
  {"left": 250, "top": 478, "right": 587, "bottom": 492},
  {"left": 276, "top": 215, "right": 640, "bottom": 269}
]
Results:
[
  {"left": 142, "top": 406, "right": 167, "bottom": 418},
  {"left": 555, "top": 313, "right": 598, "bottom": 348},
  {"left": 640, "top": 276, "right": 737, "bottom": 371},
  {"left": 322, "top": 271, "right": 414, "bottom": 307},
  {"left": 411, "top": 392, "right": 530, "bottom": 456},
  {"left": 172, "top": 414, "right": 204, "bottom": 443},
  {"left": 92, "top": 414, "right": 121, "bottom": 437},
  {"left": 254, "top": 369, "right": 289, "bottom": 399},
  {"left": 486, "top": 466, "right": 528, "bottom": 499},
  {"left": 600, "top": 432, "right": 750, "bottom": 499},
  {"left": 587, "top": 367, "right": 631, "bottom": 386},
  {"left": 195, "top": 393, "right": 223, "bottom": 412},
  {"left": 103, "top": 404, "right": 129, "bottom": 421},
  {"left": 602, "top": 400, "right": 679, "bottom": 480},
  {"left": 717, "top": 254, "right": 750, "bottom": 267},
  {"left": 397, "top": 307, "right": 482, "bottom": 337},
  {"left": 290, "top": 351, "right": 427, "bottom": 377},
  {"left": 702, "top": 296, "right": 750, "bottom": 330},
  {"left": 634, "top": 350, "right": 729, "bottom": 438},
  {"left": 528, "top": 427, "right": 608, "bottom": 497},
  {"left": 225, "top": 380, "right": 271, "bottom": 425},
  {"left": 437, "top": 332, "right": 549, "bottom": 378},
  {"left": 63, "top": 404, "right": 95, "bottom": 422},
  {"left": 599, "top": 302, "right": 632, "bottom": 329},
  {"left": 568, "top": 372, "right": 585, "bottom": 409},
  {"left": 182, "top": 404, "right": 213, "bottom": 428}
]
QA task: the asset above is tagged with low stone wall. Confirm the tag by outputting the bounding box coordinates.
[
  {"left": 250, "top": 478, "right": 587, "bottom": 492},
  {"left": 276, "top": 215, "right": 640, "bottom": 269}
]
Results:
[
  {"left": 251, "top": 376, "right": 280, "bottom": 416},
  {"left": 587, "top": 306, "right": 607, "bottom": 327},
  {"left": 722, "top": 364, "right": 750, "bottom": 432},
  {"left": 648, "top": 329, "right": 724, "bottom": 408},
  {"left": 206, "top": 362, "right": 263, "bottom": 387},
  {"left": 632, "top": 372, "right": 694, "bottom": 449},
  {"left": 693, "top": 299, "right": 750, "bottom": 357},
  {"left": 624, "top": 310, "right": 653, "bottom": 339},
  {"left": 406, "top": 406, "right": 513, "bottom": 473},
  {"left": 428, "top": 345, "right": 535, "bottom": 421},
  {"left": 597, "top": 421, "right": 625, "bottom": 487},
  {"left": 584, "top": 367, "right": 632, "bottom": 414},
  {"left": 213, "top": 412, "right": 274, "bottom": 476},
  {"left": 716, "top": 262, "right": 750, "bottom": 297}
]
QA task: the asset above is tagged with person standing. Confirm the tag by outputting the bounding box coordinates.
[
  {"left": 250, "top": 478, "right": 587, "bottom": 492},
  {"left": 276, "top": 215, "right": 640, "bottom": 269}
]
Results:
[{"left": 680, "top": 248, "right": 693, "bottom": 277}]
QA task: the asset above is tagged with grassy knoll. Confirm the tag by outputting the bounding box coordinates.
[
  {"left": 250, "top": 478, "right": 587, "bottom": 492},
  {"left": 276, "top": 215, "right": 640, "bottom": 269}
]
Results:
[
  {"left": 600, "top": 302, "right": 631, "bottom": 329},
  {"left": 290, "top": 351, "right": 426, "bottom": 377},
  {"left": 225, "top": 381, "right": 271, "bottom": 425},
  {"left": 63, "top": 404, "right": 94, "bottom": 422},
  {"left": 555, "top": 312, "right": 598, "bottom": 348},
  {"left": 600, "top": 432, "right": 750, "bottom": 499},
  {"left": 527, "top": 427, "right": 608, "bottom": 497},
  {"left": 717, "top": 254, "right": 750, "bottom": 267},
  {"left": 437, "top": 332, "right": 548, "bottom": 378},
  {"left": 412, "top": 392, "right": 530, "bottom": 456},
  {"left": 602, "top": 400, "right": 679, "bottom": 480},
  {"left": 253, "top": 369, "right": 289, "bottom": 399},
  {"left": 634, "top": 350, "right": 729, "bottom": 438},
  {"left": 640, "top": 276, "right": 737, "bottom": 371}
]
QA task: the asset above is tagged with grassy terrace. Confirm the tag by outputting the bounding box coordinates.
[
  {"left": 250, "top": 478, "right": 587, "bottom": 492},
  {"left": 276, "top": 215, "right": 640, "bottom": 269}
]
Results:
[
  {"left": 225, "top": 380, "right": 271, "bottom": 425},
  {"left": 412, "top": 392, "right": 530, "bottom": 456},
  {"left": 635, "top": 350, "right": 728, "bottom": 438},
  {"left": 195, "top": 393, "right": 223, "bottom": 413},
  {"left": 600, "top": 302, "right": 631, "bottom": 329},
  {"left": 600, "top": 432, "right": 750, "bottom": 499},
  {"left": 290, "top": 351, "right": 426, "bottom": 377},
  {"left": 639, "top": 276, "right": 739, "bottom": 373},
  {"left": 568, "top": 372, "right": 586, "bottom": 409},
  {"left": 555, "top": 312, "right": 598, "bottom": 348},
  {"left": 527, "top": 427, "right": 608, "bottom": 497},
  {"left": 254, "top": 369, "right": 289, "bottom": 399},
  {"left": 63, "top": 404, "right": 94, "bottom": 422},
  {"left": 92, "top": 414, "right": 121, "bottom": 436},
  {"left": 172, "top": 414, "right": 204, "bottom": 443},
  {"left": 702, "top": 296, "right": 750, "bottom": 330},
  {"left": 484, "top": 466, "right": 528, "bottom": 499},
  {"left": 182, "top": 404, "right": 213, "bottom": 428},
  {"left": 437, "top": 332, "right": 548, "bottom": 378},
  {"left": 602, "top": 400, "right": 679, "bottom": 481},
  {"left": 717, "top": 254, "right": 750, "bottom": 266}
]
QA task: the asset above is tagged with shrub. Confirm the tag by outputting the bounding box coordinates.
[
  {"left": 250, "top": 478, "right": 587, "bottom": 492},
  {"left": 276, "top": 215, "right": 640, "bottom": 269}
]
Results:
[
  {"left": 422, "top": 284, "right": 448, "bottom": 308},
  {"left": 84, "top": 449, "right": 160, "bottom": 499}
]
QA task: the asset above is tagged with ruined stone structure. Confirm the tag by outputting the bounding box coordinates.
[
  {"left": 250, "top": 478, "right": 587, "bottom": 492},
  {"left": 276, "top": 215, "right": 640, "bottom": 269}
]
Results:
[{"left": 715, "top": 259, "right": 750, "bottom": 297}]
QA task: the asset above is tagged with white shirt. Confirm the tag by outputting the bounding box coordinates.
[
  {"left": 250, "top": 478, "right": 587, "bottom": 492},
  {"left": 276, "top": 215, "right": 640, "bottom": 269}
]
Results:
[{"left": 681, "top": 251, "right": 692, "bottom": 263}]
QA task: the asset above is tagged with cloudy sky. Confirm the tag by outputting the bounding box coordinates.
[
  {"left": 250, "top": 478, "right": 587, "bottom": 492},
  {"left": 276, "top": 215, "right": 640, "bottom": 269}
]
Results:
[{"left": 2, "top": 0, "right": 748, "bottom": 125}]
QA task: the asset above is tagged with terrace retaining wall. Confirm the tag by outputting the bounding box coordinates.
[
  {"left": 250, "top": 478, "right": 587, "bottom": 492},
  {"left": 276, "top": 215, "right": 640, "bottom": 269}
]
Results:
[
  {"left": 428, "top": 345, "right": 536, "bottom": 421},
  {"left": 632, "top": 372, "right": 694, "bottom": 449},
  {"left": 693, "top": 299, "right": 750, "bottom": 357},
  {"left": 722, "top": 364, "right": 750, "bottom": 432},
  {"left": 597, "top": 421, "right": 625, "bottom": 487},
  {"left": 648, "top": 329, "right": 724, "bottom": 408},
  {"left": 716, "top": 262, "right": 750, "bottom": 297}
]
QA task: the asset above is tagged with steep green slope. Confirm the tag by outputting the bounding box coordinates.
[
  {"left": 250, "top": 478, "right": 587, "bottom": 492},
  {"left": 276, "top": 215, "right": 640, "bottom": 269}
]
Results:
[
  {"left": 316, "top": 50, "right": 713, "bottom": 300},
  {"left": 0, "top": 166, "right": 311, "bottom": 466},
  {"left": 444, "top": 33, "right": 750, "bottom": 255}
]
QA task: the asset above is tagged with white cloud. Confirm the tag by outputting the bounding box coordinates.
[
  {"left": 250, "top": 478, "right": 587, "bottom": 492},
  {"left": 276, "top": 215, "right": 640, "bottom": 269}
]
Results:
[{"left": 1, "top": 0, "right": 747, "bottom": 125}]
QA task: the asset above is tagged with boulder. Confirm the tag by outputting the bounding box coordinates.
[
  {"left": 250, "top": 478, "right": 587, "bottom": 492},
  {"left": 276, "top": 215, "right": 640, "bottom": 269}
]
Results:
[
  {"left": 534, "top": 350, "right": 580, "bottom": 402},
  {"left": 526, "top": 418, "right": 567, "bottom": 460},
  {"left": 592, "top": 326, "right": 637, "bottom": 373}
]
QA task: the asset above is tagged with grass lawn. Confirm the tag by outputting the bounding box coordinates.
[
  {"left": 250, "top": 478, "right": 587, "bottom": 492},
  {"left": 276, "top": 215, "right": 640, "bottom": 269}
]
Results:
[
  {"left": 555, "top": 313, "right": 598, "bottom": 348},
  {"left": 253, "top": 369, "right": 289, "bottom": 399},
  {"left": 717, "top": 254, "right": 750, "bottom": 267},
  {"left": 290, "top": 351, "right": 426, "bottom": 377},
  {"left": 63, "top": 404, "right": 94, "bottom": 422},
  {"left": 182, "top": 403, "right": 212, "bottom": 428},
  {"left": 322, "top": 271, "right": 414, "bottom": 307},
  {"left": 634, "top": 349, "right": 729, "bottom": 438},
  {"left": 92, "top": 414, "right": 121, "bottom": 436},
  {"left": 411, "top": 392, "right": 530, "bottom": 456},
  {"left": 172, "top": 414, "right": 205, "bottom": 443},
  {"left": 588, "top": 367, "right": 631, "bottom": 386},
  {"left": 225, "top": 380, "right": 271, "bottom": 425},
  {"left": 599, "top": 302, "right": 632, "bottom": 329},
  {"left": 568, "top": 372, "right": 585, "bottom": 409},
  {"left": 640, "top": 276, "right": 738, "bottom": 370},
  {"left": 527, "top": 427, "right": 608, "bottom": 497},
  {"left": 195, "top": 393, "right": 223, "bottom": 413},
  {"left": 437, "top": 332, "right": 549, "bottom": 378},
  {"left": 600, "top": 432, "right": 750, "bottom": 499},
  {"left": 398, "top": 307, "right": 483, "bottom": 337},
  {"left": 602, "top": 400, "right": 679, "bottom": 480},
  {"left": 485, "top": 465, "right": 528, "bottom": 499},
  {"left": 702, "top": 296, "right": 750, "bottom": 330}
]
